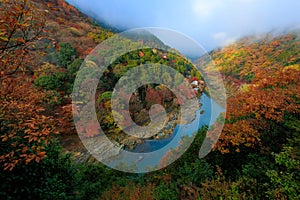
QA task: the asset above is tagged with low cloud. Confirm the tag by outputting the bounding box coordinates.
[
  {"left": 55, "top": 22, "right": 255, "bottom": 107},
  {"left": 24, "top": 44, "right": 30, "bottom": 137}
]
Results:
[
  {"left": 212, "top": 32, "right": 238, "bottom": 47},
  {"left": 66, "top": 0, "right": 300, "bottom": 51}
]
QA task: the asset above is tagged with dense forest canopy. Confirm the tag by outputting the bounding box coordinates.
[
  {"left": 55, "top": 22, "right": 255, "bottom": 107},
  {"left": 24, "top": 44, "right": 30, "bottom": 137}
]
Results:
[{"left": 0, "top": 0, "right": 299, "bottom": 199}]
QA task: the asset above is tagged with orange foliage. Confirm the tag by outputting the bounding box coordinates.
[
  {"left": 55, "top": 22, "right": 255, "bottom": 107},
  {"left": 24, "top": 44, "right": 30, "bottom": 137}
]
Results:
[
  {"left": 0, "top": 82, "right": 58, "bottom": 170},
  {"left": 215, "top": 67, "right": 300, "bottom": 153},
  {"left": 0, "top": 0, "right": 58, "bottom": 170},
  {"left": 0, "top": 0, "right": 46, "bottom": 80},
  {"left": 205, "top": 33, "right": 300, "bottom": 153}
]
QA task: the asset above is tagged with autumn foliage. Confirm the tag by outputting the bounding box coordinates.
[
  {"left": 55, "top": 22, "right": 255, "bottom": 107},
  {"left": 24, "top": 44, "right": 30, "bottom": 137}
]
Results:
[
  {"left": 0, "top": 0, "right": 56, "bottom": 170},
  {"left": 0, "top": 0, "right": 46, "bottom": 79},
  {"left": 1, "top": 0, "right": 299, "bottom": 199},
  {"left": 216, "top": 71, "right": 299, "bottom": 152}
]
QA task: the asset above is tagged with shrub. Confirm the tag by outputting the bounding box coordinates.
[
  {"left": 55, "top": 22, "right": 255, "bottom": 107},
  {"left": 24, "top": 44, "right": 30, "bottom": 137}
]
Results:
[
  {"left": 265, "top": 147, "right": 300, "bottom": 199},
  {"left": 154, "top": 182, "right": 178, "bottom": 200},
  {"left": 43, "top": 90, "right": 62, "bottom": 107},
  {"left": 67, "top": 58, "right": 84, "bottom": 78},
  {"left": 34, "top": 75, "right": 62, "bottom": 90},
  {"left": 58, "top": 43, "right": 77, "bottom": 68},
  {"left": 0, "top": 142, "right": 77, "bottom": 200},
  {"left": 75, "top": 164, "right": 132, "bottom": 200}
]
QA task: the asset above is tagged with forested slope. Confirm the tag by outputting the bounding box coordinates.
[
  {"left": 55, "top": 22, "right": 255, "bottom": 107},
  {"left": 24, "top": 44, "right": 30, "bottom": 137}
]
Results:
[{"left": 0, "top": 0, "right": 299, "bottom": 199}]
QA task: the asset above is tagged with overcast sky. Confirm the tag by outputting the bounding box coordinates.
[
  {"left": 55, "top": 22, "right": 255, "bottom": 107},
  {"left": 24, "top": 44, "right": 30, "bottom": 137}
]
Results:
[{"left": 66, "top": 0, "right": 300, "bottom": 51}]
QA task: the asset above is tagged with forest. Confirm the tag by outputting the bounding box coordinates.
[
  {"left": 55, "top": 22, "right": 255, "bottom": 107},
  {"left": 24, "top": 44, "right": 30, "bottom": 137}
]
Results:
[{"left": 0, "top": 0, "right": 299, "bottom": 199}]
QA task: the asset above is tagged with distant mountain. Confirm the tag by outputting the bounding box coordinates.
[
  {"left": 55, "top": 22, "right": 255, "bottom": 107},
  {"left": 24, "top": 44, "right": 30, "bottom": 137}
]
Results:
[
  {"left": 64, "top": 0, "right": 121, "bottom": 33},
  {"left": 121, "top": 29, "right": 169, "bottom": 49}
]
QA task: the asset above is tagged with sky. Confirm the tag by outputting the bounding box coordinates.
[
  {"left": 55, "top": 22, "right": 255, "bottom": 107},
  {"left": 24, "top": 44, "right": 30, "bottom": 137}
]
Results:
[{"left": 66, "top": 0, "right": 300, "bottom": 52}]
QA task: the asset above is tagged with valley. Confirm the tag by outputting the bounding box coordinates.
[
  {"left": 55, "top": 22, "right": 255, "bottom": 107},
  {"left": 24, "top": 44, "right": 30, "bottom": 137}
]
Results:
[{"left": 0, "top": 0, "right": 299, "bottom": 199}]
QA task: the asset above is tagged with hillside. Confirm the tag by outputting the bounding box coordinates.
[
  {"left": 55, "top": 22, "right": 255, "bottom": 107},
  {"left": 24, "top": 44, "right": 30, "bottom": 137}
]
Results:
[
  {"left": 0, "top": 0, "right": 114, "bottom": 168},
  {"left": 1, "top": 0, "right": 299, "bottom": 199}
]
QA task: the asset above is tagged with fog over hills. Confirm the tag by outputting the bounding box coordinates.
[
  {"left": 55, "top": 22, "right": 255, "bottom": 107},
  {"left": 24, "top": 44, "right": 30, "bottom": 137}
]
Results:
[{"left": 66, "top": 0, "right": 300, "bottom": 52}]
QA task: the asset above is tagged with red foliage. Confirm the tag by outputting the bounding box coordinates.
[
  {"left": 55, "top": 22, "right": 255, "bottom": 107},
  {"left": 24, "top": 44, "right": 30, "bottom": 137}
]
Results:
[
  {"left": 215, "top": 67, "right": 300, "bottom": 153},
  {"left": 189, "top": 77, "right": 199, "bottom": 83},
  {"left": 145, "top": 88, "right": 163, "bottom": 109}
]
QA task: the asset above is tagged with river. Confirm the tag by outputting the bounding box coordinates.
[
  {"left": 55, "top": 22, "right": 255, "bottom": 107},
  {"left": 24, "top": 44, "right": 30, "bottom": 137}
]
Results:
[{"left": 108, "top": 93, "right": 225, "bottom": 172}]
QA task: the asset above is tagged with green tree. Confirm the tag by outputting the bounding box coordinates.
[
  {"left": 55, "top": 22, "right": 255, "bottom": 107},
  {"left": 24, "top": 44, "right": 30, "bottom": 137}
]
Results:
[
  {"left": 34, "top": 75, "right": 62, "bottom": 90},
  {"left": 67, "top": 58, "right": 84, "bottom": 78},
  {"left": 266, "top": 147, "right": 300, "bottom": 199},
  {"left": 58, "top": 43, "right": 77, "bottom": 68}
]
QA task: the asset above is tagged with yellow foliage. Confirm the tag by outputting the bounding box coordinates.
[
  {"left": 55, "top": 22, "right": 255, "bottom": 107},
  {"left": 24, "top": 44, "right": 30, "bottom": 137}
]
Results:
[{"left": 284, "top": 64, "right": 300, "bottom": 71}]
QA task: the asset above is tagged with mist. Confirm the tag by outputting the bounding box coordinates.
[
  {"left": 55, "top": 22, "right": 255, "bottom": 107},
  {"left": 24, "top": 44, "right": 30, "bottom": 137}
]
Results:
[{"left": 66, "top": 0, "right": 300, "bottom": 51}]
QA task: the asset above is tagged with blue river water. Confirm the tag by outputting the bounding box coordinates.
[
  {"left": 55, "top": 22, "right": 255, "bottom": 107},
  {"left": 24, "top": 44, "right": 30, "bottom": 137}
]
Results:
[
  {"left": 108, "top": 93, "right": 225, "bottom": 172},
  {"left": 130, "top": 93, "right": 224, "bottom": 153}
]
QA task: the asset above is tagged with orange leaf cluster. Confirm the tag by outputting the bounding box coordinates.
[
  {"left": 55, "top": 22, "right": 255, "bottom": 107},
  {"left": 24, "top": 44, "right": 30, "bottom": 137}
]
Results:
[
  {"left": 0, "top": 0, "right": 58, "bottom": 170},
  {"left": 215, "top": 66, "right": 300, "bottom": 153}
]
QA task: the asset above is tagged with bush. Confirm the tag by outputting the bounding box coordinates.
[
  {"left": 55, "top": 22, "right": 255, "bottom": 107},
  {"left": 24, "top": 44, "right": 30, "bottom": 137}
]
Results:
[
  {"left": 265, "top": 147, "right": 300, "bottom": 199},
  {"left": 174, "top": 160, "right": 213, "bottom": 186},
  {"left": 54, "top": 71, "right": 70, "bottom": 82},
  {"left": 43, "top": 90, "right": 62, "bottom": 107},
  {"left": 58, "top": 43, "right": 77, "bottom": 68},
  {"left": 0, "top": 142, "right": 77, "bottom": 200},
  {"left": 199, "top": 172, "right": 248, "bottom": 200},
  {"left": 154, "top": 182, "right": 178, "bottom": 200},
  {"left": 101, "top": 182, "right": 155, "bottom": 200},
  {"left": 67, "top": 58, "right": 84, "bottom": 78},
  {"left": 75, "top": 164, "right": 132, "bottom": 200},
  {"left": 34, "top": 75, "right": 62, "bottom": 90}
]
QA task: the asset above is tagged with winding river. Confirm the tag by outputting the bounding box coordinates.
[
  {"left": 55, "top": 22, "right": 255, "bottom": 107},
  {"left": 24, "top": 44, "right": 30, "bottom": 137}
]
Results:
[{"left": 108, "top": 93, "right": 225, "bottom": 172}]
